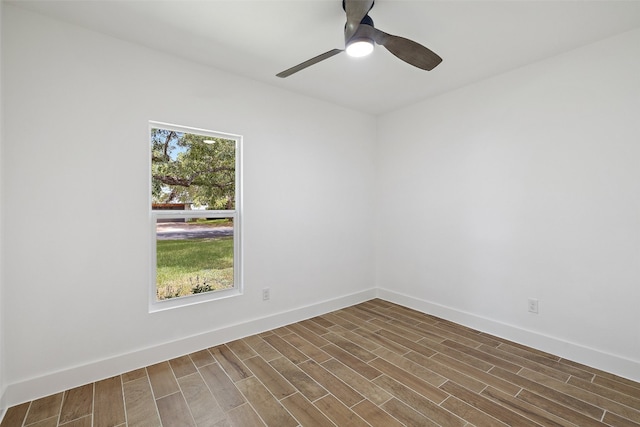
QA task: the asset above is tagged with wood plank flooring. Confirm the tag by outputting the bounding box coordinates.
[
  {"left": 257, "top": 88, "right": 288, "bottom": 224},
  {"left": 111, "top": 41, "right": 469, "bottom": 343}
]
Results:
[{"left": 3, "top": 299, "right": 640, "bottom": 426}]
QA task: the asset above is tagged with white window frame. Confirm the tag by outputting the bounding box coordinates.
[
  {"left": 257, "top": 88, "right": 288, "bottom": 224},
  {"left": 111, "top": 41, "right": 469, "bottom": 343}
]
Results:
[{"left": 149, "top": 121, "right": 242, "bottom": 312}]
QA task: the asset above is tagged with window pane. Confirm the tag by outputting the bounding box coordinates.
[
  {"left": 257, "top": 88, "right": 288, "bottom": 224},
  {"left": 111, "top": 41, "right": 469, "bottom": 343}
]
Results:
[
  {"left": 151, "top": 128, "right": 236, "bottom": 210},
  {"left": 156, "top": 218, "right": 234, "bottom": 301}
]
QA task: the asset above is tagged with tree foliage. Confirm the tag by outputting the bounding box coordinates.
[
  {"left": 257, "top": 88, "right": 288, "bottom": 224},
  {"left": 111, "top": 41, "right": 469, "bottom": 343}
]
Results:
[{"left": 151, "top": 128, "right": 235, "bottom": 209}]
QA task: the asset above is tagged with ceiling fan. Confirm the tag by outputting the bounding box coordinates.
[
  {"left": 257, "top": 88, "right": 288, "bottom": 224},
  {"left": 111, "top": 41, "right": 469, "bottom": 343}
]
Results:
[{"left": 276, "top": 0, "right": 442, "bottom": 78}]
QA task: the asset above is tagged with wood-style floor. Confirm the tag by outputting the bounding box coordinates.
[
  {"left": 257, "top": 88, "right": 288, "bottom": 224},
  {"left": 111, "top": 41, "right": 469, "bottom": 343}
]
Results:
[{"left": 3, "top": 299, "right": 640, "bottom": 427}]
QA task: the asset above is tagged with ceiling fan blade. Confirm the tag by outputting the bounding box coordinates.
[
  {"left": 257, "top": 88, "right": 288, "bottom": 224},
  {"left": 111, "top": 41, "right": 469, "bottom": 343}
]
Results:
[
  {"left": 276, "top": 49, "right": 343, "bottom": 78},
  {"left": 372, "top": 28, "right": 442, "bottom": 71},
  {"left": 344, "top": 0, "right": 374, "bottom": 41}
]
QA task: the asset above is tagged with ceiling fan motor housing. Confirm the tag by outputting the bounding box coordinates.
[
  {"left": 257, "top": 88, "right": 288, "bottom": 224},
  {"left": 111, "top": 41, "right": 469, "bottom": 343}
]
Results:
[
  {"left": 345, "top": 15, "right": 375, "bottom": 42},
  {"left": 342, "top": 0, "right": 375, "bottom": 14}
]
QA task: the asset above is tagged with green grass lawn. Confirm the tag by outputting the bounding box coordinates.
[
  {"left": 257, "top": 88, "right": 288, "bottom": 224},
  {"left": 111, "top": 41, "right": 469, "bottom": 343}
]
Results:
[{"left": 156, "top": 237, "right": 234, "bottom": 300}]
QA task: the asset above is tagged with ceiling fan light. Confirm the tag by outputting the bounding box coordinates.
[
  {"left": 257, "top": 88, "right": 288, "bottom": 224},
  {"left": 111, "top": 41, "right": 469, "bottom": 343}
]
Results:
[{"left": 346, "top": 39, "right": 374, "bottom": 57}]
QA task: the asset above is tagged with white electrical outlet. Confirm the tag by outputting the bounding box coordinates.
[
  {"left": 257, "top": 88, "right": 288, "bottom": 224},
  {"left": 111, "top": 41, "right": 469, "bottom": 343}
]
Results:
[
  {"left": 528, "top": 298, "right": 539, "bottom": 314},
  {"left": 262, "top": 288, "right": 270, "bottom": 301}
]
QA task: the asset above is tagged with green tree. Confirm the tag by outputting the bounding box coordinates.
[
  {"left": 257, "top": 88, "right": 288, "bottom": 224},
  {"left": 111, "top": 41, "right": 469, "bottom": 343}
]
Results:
[{"left": 151, "top": 128, "right": 235, "bottom": 209}]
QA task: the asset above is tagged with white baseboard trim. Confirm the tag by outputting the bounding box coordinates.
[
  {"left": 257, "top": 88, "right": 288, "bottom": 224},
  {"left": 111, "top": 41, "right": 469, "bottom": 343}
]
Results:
[
  {"left": 2, "top": 289, "right": 376, "bottom": 409},
  {"left": 376, "top": 288, "right": 640, "bottom": 383}
]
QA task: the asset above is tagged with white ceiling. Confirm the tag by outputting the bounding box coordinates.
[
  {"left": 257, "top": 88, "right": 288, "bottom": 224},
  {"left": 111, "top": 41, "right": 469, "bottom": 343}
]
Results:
[{"left": 9, "top": 0, "right": 640, "bottom": 115}]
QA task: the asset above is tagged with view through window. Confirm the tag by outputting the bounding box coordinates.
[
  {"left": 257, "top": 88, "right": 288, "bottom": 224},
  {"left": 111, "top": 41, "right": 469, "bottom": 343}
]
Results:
[{"left": 150, "top": 122, "right": 241, "bottom": 309}]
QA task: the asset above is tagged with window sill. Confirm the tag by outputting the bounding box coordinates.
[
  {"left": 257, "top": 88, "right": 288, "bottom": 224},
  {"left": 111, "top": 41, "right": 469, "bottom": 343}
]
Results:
[{"left": 149, "top": 287, "right": 243, "bottom": 313}]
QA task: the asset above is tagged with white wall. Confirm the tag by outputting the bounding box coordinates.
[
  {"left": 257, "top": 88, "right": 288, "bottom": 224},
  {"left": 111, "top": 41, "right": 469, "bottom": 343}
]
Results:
[
  {"left": 1, "top": 5, "right": 376, "bottom": 406},
  {"left": 0, "top": 0, "right": 5, "bottom": 416},
  {"left": 376, "top": 28, "right": 640, "bottom": 381}
]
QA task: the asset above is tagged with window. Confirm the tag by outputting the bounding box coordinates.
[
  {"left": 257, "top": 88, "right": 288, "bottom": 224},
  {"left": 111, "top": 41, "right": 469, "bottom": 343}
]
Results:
[{"left": 150, "top": 121, "right": 242, "bottom": 311}]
